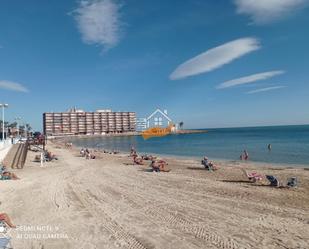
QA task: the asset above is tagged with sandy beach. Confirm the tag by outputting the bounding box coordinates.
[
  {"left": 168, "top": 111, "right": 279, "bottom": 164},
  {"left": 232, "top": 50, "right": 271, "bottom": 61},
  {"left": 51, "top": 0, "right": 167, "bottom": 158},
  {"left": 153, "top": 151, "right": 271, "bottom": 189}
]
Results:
[{"left": 1, "top": 141, "right": 309, "bottom": 249}]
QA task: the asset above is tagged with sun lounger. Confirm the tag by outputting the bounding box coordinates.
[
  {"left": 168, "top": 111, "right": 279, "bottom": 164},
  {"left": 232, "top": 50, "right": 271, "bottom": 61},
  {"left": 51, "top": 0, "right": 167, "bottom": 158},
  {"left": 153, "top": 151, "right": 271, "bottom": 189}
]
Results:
[
  {"left": 241, "top": 169, "right": 263, "bottom": 182},
  {"left": 266, "top": 175, "right": 280, "bottom": 187}
]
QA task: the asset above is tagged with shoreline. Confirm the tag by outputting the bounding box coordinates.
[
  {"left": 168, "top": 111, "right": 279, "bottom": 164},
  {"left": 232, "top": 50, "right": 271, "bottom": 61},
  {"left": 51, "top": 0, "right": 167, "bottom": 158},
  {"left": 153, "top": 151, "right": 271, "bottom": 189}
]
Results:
[
  {"left": 1, "top": 141, "right": 308, "bottom": 248},
  {"left": 53, "top": 137, "right": 309, "bottom": 169}
]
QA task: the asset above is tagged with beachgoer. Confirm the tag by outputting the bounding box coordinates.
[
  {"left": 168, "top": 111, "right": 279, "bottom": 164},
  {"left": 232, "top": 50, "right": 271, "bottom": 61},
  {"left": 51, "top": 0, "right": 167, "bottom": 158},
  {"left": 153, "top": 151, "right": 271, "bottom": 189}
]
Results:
[
  {"left": 150, "top": 160, "right": 160, "bottom": 172},
  {"left": 244, "top": 150, "right": 249, "bottom": 160},
  {"left": 0, "top": 213, "right": 16, "bottom": 228},
  {"left": 268, "top": 144, "right": 272, "bottom": 151},
  {"left": 44, "top": 150, "right": 57, "bottom": 161},
  {"left": 201, "top": 156, "right": 217, "bottom": 171},
  {"left": 240, "top": 150, "right": 249, "bottom": 160},
  {"left": 86, "top": 151, "right": 95, "bottom": 159},
  {"left": 0, "top": 166, "right": 20, "bottom": 180},
  {"left": 133, "top": 155, "right": 143, "bottom": 165},
  {"left": 151, "top": 159, "right": 169, "bottom": 172},
  {"left": 130, "top": 146, "right": 136, "bottom": 156}
]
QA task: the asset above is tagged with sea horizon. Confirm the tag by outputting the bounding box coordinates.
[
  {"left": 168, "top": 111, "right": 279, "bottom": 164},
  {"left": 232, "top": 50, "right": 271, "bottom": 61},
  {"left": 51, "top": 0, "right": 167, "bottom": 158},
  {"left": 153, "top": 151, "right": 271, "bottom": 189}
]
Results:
[{"left": 188, "top": 123, "right": 309, "bottom": 131}]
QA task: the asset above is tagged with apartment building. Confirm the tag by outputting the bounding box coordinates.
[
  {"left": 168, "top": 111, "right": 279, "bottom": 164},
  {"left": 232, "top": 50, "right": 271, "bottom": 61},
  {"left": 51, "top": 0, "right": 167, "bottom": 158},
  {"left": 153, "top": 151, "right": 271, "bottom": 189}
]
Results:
[{"left": 43, "top": 109, "right": 136, "bottom": 136}]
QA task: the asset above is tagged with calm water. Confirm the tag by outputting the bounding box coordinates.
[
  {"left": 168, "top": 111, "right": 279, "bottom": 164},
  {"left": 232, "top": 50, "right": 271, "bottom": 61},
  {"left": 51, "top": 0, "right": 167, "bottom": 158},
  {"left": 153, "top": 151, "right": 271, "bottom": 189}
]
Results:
[{"left": 69, "top": 125, "right": 309, "bottom": 166}]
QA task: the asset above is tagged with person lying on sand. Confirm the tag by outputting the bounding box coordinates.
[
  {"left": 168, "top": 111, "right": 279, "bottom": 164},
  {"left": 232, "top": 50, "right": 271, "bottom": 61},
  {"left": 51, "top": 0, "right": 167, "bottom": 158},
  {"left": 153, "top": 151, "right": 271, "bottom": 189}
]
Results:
[
  {"left": 201, "top": 157, "right": 218, "bottom": 171},
  {"left": 0, "top": 166, "right": 20, "bottom": 180},
  {"left": 133, "top": 155, "right": 144, "bottom": 165},
  {"left": 45, "top": 150, "right": 58, "bottom": 161},
  {"left": 150, "top": 159, "right": 170, "bottom": 172},
  {"left": 0, "top": 213, "right": 16, "bottom": 228}
]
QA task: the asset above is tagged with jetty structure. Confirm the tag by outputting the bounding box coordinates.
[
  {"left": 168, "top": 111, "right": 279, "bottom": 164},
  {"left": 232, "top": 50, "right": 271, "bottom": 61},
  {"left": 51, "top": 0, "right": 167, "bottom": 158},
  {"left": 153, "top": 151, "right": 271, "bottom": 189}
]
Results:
[{"left": 43, "top": 108, "right": 136, "bottom": 137}]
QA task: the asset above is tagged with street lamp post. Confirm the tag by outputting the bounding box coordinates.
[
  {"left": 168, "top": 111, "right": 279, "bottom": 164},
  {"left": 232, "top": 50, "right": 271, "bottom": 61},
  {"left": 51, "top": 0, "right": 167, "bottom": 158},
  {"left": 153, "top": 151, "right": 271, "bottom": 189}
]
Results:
[{"left": 0, "top": 104, "right": 9, "bottom": 141}]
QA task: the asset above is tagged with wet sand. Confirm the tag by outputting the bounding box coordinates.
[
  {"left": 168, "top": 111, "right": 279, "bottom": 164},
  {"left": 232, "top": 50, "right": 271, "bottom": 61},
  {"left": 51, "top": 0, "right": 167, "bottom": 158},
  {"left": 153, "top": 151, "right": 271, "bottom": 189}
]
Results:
[{"left": 1, "top": 141, "right": 308, "bottom": 249}]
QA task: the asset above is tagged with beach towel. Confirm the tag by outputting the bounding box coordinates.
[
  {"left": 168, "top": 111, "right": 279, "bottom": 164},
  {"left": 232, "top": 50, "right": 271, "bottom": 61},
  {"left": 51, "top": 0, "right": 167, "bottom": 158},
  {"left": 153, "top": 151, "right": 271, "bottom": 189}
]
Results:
[{"left": 266, "top": 175, "right": 280, "bottom": 187}]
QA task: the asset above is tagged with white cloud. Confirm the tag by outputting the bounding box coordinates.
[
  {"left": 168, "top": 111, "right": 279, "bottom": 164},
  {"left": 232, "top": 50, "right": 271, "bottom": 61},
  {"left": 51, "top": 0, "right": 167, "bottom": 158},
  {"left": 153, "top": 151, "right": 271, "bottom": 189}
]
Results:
[
  {"left": 246, "top": 85, "right": 286, "bottom": 94},
  {"left": 0, "top": 80, "right": 29, "bottom": 92},
  {"left": 234, "top": 0, "right": 309, "bottom": 24},
  {"left": 73, "top": 0, "right": 123, "bottom": 51},
  {"left": 217, "top": 70, "right": 285, "bottom": 89},
  {"left": 169, "top": 37, "right": 260, "bottom": 80}
]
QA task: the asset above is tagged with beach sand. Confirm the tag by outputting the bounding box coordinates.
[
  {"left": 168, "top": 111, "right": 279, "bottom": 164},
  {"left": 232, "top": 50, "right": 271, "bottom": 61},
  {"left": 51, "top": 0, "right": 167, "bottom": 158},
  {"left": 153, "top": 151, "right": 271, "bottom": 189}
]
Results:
[{"left": 1, "top": 141, "right": 308, "bottom": 249}]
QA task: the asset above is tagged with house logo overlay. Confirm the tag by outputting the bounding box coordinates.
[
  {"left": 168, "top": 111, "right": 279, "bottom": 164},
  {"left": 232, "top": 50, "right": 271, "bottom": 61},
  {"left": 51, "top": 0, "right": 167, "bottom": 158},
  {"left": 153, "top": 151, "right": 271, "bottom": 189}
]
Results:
[{"left": 139, "top": 109, "right": 177, "bottom": 140}]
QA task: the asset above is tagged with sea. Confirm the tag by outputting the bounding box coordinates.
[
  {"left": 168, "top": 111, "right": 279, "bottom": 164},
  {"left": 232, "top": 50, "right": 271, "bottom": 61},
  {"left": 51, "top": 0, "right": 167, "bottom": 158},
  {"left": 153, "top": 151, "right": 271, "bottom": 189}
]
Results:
[{"left": 69, "top": 125, "right": 309, "bottom": 166}]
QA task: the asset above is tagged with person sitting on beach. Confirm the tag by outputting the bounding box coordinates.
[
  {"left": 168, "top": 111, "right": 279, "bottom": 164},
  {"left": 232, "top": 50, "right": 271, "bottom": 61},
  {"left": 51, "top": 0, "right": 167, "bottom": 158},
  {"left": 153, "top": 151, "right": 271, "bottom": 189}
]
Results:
[
  {"left": 80, "top": 148, "right": 85, "bottom": 157},
  {"left": 201, "top": 157, "right": 217, "bottom": 171},
  {"left": 150, "top": 159, "right": 170, "bottom": 172},
  {"left": 133, "top": 154, "right": 144, "bottom": 165},
  {"left": 85, "top": 151, "right": 96, "bottom": 159},
  {"left": 0, "top": 213, "right": 16, "bottom": 228},
  {"left": 0, "top": 166, "right": 20, "bottom": 180}
]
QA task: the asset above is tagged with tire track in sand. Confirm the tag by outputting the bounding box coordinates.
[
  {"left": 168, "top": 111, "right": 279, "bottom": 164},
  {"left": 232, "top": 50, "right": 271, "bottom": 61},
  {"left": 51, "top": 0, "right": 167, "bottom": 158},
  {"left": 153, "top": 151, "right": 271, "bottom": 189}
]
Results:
[
  {"left": 66, "top": 184, "right": 150, "bottom": 249},
  {"left": 84, "top": 183, "right": 241, "bottom": 249}
]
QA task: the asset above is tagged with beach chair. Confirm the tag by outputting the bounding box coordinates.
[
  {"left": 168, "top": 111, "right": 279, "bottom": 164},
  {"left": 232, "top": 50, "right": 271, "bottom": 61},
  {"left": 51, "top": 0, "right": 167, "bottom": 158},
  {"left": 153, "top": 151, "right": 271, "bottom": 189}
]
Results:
[
  {"left": 266, "top": 175, "right": 280, "bottom": 187},
  {"left": 241, "top": 169, "right": 263, "bottom": 182},
  {"left": 287, "top": 177, "right": 298, "bottom": 188},
  {"left": 0, "top": 237, "right": 12, "bottom": 249}
]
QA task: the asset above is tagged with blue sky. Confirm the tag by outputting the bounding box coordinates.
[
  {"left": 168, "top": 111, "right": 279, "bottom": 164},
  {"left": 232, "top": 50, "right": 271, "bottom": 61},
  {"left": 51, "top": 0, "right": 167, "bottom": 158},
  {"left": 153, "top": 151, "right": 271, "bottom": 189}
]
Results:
[{"left": 0, "top": 0, "right": 309, "bottom": 131}]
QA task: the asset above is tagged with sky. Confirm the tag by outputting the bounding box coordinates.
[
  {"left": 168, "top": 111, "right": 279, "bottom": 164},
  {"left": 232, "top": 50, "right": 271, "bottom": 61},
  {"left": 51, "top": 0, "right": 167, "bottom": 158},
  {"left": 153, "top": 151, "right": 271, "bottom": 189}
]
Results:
[{"left": 0, "top": 0, "right": 309, "bottom": 131}]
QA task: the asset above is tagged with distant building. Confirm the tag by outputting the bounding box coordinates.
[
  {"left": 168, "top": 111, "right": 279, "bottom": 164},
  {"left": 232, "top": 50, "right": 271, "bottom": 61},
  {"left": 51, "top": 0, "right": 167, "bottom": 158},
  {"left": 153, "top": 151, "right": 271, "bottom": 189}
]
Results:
[
  {"left": 136, "top": 118, "right": 147, "bottom": 131},
  {"left": 43, "top": 108, "right": 136, "bottom": 136}
]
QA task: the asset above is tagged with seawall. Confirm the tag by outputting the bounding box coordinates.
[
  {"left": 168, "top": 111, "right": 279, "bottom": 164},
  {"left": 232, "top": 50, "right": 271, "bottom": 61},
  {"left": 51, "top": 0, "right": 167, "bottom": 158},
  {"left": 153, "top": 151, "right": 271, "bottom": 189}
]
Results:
[{"left": 0, "top": 140, "right": 13, "bottom": 162}]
